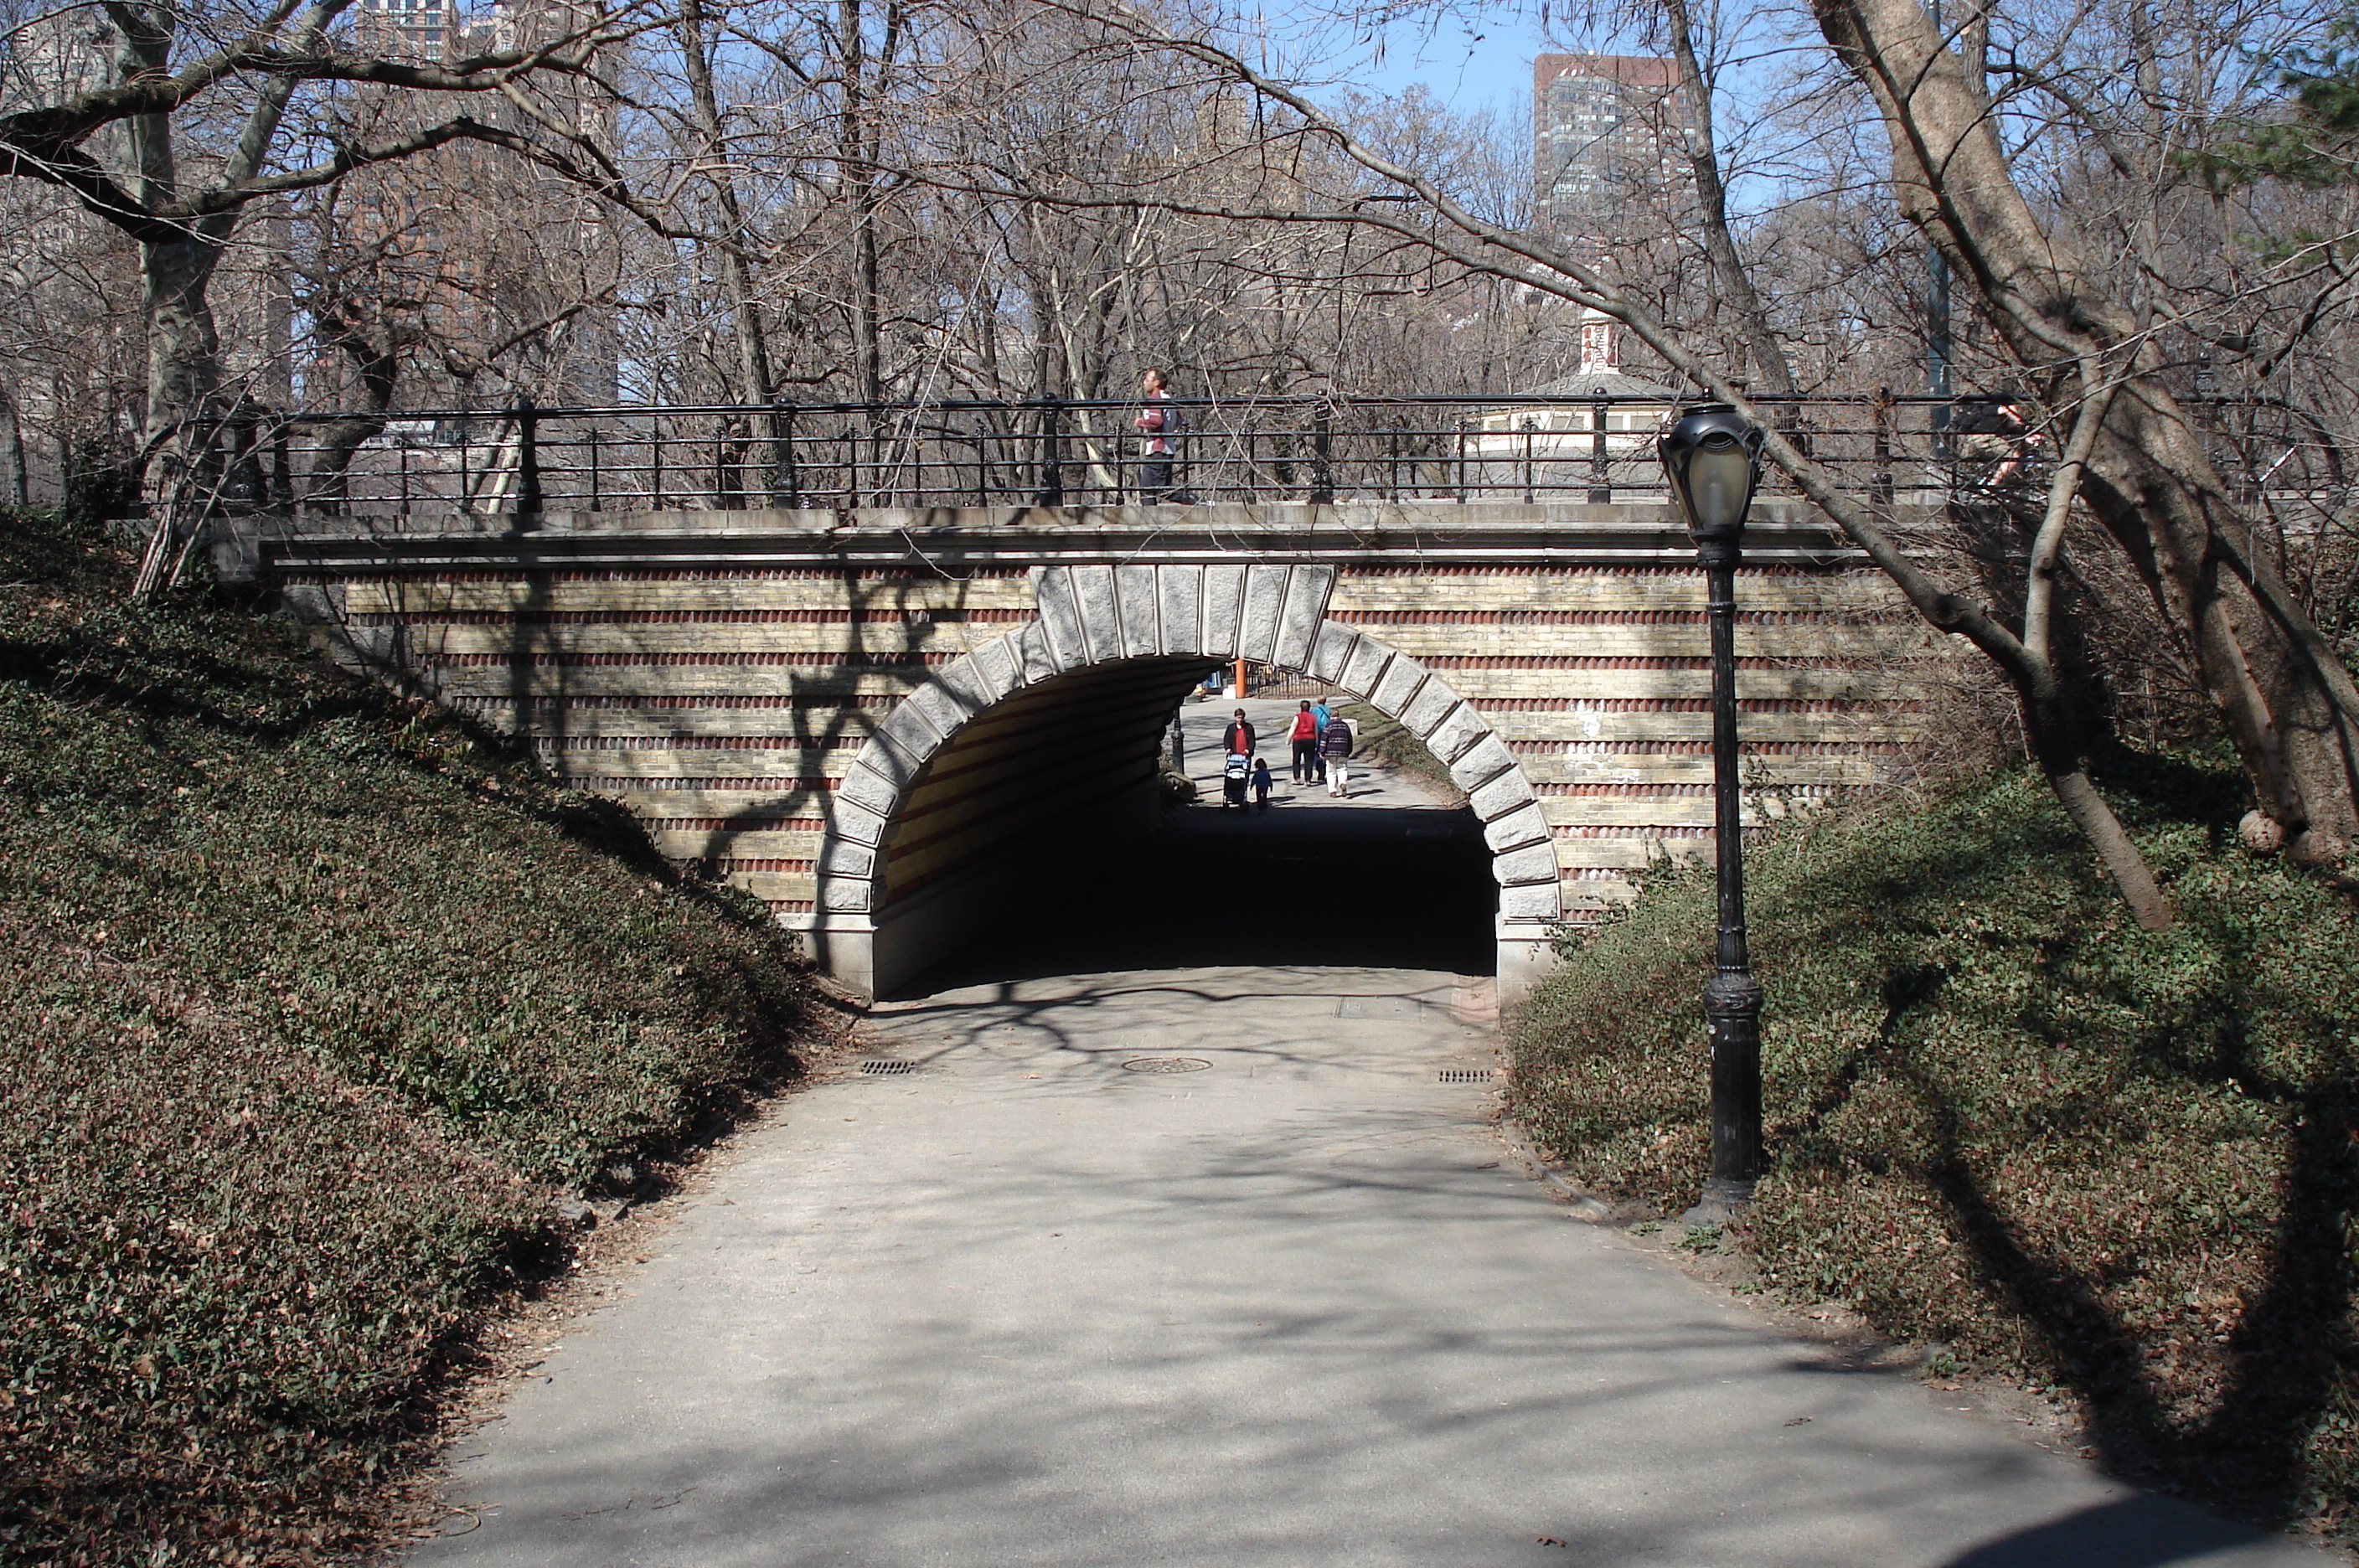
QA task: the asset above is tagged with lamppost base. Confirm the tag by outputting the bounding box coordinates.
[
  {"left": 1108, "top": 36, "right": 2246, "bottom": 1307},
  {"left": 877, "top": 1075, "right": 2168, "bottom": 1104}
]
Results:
[{"left": 1678, "top": 1176, "right": 1756, "bottom": 1227}]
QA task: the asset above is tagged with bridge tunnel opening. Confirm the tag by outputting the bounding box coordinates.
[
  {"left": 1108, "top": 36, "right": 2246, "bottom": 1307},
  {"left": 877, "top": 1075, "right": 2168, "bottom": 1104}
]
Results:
[{"left": 851, "top": 658, "right": 1497, "bottom": 998}]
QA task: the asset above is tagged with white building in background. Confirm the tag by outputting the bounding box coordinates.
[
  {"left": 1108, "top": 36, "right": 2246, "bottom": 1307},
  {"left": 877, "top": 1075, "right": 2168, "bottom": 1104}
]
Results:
[{"left": 1463, "top": 312, "right": 1679, "bottom": 501}]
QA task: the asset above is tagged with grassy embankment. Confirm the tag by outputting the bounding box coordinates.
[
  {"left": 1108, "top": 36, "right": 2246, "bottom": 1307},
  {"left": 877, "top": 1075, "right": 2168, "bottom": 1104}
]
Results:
[
  {"left": 1332, "top": 701, "right": 1463, "bottom": 802},
  {"left": 0, "top": 513, "right": 824, "bottom": 1564},
  {"left": 1510, "top": 757, "right": 2359, "bottom": 1534}
]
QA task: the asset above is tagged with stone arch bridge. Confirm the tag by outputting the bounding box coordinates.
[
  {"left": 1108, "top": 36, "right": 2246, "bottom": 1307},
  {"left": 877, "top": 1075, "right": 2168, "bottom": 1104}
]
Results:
[{"left": 260, "top": 499, "right": 1935, "bottom": 999}]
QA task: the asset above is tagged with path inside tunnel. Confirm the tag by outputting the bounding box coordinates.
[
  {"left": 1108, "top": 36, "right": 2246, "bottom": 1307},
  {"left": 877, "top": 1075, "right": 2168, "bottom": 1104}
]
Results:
[{"left": 896, "top": 694, "right": 1496, "bottom": 993}]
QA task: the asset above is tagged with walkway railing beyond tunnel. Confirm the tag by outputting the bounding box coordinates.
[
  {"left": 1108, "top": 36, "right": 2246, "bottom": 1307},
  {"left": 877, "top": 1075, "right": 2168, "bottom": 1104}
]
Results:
[{"left": 157, "top": 392, "right": 2148, "bottom": 520}]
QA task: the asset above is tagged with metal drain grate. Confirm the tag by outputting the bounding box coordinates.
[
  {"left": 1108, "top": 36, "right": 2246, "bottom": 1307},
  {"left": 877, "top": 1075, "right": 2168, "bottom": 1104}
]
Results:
[
  {"left": 859, "top": 1059, "right": 920, "bottom": 1075},
  {"left": 1123, "top": 1057, "right": 1212, "bottom": 1074},
  {"left": 1438, "top": 1069, "right": 1498, "bottom": 1084}
]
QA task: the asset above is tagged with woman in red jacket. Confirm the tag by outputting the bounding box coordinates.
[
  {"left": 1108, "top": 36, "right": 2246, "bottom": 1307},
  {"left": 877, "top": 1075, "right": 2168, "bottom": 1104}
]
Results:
[{"left": 1288, "top": 700, "right": 1320, "bottom": 784}]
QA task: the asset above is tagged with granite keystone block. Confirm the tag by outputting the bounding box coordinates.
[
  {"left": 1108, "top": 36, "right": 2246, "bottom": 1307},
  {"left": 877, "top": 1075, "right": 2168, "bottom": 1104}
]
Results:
[
  {"left": 1272, "top": 565, "right": 1334, "bottom": 669},
  {"left": 1239, "top": 565, "right": 1288, "bottom": 663},
  {"left": 961, "top": 636, "right": 1020, "bottom": 704},
  {"left": 1469, "top": 768, "right": 1538, "bottom": 821},
  {"left": 1115, "top": 565, "right": 1160, "bottom": 659},
  {"left": 1071, "top": 564, "right": 1121, "bottom": 664},
  {"left": 1158, "top": 566, "right": 1205, "bottom": 656},
  {"left": 827, "top": 798, "right": 890, "bottom": 848},
  {"left": 863, "top": 725, "right": 932, "bottom": 782},
  {"left": 1307, "top": 621, "right": 1356, "bottom": 684},
  {"left": 1370, "top": 654, "right": 1428, "bottom": 718},
  {"left": 878, "top": 697, "right": 947, "bottom": 754},
  {"left": 1422, "top": 704, "right": 1488, "bottom": 765},
  {"left": 834, "top": 763, "right": 901, "bottom": 816},
  {"left": 1009, "top": 621, "right": 1061, "bottom": 686},
  {"left": 1498, "top": 881, "right": 1565, "bottom": 921},
  {"left": 1031, "top": 566, "right": 1090, "bottom": 669},
  {"left": 1449, "top": 734, "right": 1518, "bottom": 791},
  {"left": 1494, "top": 841, "right": 1563, "bottom": 886},
  {"left": 818, "top": 839, "right": 877, "bottom": 878},
  {"left": 1200, "top": 565, "right": 1247, "bottom": 658},
  {"left": 934, "top": 658, "right": 995, "bottom": 716},
  {"left": 904, "top": 680, "right": 973, "bottom": 742},
  {"left": 1339, "top": 637, "right": 1391, "bottom": 701},
  {"left": 1399, "top": 678, "right": 1462, "bottom": 740},
  {"left": 818, "top": 875, "right": 873, "bottom": 913},
  {"left": 1483, "top": 803, "right": 1552, "bottom": 854}
]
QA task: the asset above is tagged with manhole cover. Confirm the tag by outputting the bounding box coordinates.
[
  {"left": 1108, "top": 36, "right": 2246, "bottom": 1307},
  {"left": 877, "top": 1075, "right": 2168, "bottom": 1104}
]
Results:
[
  {"left": 859, "top": 1059, "right": 920, "bottom": 1075},
  {"left": 1336, "top": 997, "right": 1431, "bottom": 1019},
  {"left": 1438, "top": 1068, "right": 1498, "bottom": 1084},
  {"left": 1123, "top": 1057, "right": 1212, "bottom": 1074}
]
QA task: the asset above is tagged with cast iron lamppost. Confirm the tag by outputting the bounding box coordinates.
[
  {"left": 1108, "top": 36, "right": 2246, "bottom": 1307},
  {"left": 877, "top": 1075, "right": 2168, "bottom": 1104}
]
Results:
[{"left": 1658, "top": 403, "right": 1768, "bottom": 1221}]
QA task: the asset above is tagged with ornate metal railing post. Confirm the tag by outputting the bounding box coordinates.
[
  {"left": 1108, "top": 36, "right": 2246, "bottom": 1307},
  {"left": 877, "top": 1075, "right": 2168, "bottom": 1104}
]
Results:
[
  {"left": 1872, "top": 387, "right": 1894, "bottom": 511},
  {"left": 513, "top": 397, "right": 542, "bottom": 524},
  {"left": 1310, "top": 400, "right": 1334, "bottom": 504},
  {"left": 774, "top": 399, "right": 801, "bottom": 508},
  {"left": 1036, "top": 396, "right": 1065, "bottom": 508},
  {"left": 1589, "top": 395, "right": 1613, "bottom": 503}
]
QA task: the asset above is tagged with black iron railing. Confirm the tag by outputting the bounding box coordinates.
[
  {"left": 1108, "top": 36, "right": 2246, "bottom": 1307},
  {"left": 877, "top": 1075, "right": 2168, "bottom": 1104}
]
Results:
[{"left": 146, "top": 391, "right": 2261, "bottom": 519}]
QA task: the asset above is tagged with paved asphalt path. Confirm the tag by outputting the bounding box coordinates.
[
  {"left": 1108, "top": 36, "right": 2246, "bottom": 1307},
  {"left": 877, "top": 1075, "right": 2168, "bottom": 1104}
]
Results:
[
  {"left": 1180, "top": 693, "right": 1425, "bottom": 808},
  {"left": 410, "top": 696, "right": 2333, "bottom": 1567}
]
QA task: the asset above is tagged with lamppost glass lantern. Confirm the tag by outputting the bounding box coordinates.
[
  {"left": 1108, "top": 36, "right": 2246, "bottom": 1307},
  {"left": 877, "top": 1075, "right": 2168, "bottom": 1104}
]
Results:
[
  {"left": 1658, "top": 405, "right": 1764, "bottom": 543},
  {"left": 1657, "top": 402, "right": 1768, "bottom": 1222}
]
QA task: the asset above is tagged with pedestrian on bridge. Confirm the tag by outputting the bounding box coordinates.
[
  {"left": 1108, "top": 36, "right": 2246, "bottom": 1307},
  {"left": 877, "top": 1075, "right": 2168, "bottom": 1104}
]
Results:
[
  {"left": 1288, "top": 700, "right": 1320, "bottom": 783},
  {"left": 1320, "top": 714, "right": 1355, "bottom": 798},
  {"left": 1133, "top": 368, "right": 1183, "bottom": 503}
]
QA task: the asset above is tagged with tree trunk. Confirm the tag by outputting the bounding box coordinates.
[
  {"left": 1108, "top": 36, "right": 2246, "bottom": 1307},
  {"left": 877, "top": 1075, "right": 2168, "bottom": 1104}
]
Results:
[
  {"left": 679, "top": 0, "right": 782, "bottom": 503},
  {"left": 0, "top": 382, "right": 27, "bottom": 508},
  {"left": 839, "top": 0, "right": 885, "bottom": 406},
  {"left": 1809, "top": 0, "right": 2359, "bottom": 859},
  {"left": 1660, "top": 0, "right": 1795, "bottom": 400}
]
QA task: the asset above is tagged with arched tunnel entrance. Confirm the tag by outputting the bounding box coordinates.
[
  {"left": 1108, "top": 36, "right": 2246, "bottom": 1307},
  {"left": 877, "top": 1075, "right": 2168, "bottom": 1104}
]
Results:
[
  {"left": 807, "top": 565, "right": 1563, "bottom": 1000},
  {"left": 872, "top": 661, "right": 1496, "bottom": 994}
]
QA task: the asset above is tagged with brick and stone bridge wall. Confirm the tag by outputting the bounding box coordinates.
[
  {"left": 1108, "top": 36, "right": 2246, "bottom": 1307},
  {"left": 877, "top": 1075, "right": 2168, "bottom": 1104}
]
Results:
[{"left": 256, "top": 499, "right": 1935, "bottom": 998}]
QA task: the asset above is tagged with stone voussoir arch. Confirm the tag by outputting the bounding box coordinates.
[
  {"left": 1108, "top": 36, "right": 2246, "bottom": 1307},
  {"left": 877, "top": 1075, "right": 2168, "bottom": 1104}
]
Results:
[{"left": 816, "top": 562, "right": 1564, "bottom": 940}]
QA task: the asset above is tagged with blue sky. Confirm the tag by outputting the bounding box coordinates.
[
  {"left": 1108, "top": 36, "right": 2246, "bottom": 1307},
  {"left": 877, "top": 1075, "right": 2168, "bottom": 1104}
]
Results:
[{"left": 1345, "top": 14, "right": 1556, "bottom": 116}]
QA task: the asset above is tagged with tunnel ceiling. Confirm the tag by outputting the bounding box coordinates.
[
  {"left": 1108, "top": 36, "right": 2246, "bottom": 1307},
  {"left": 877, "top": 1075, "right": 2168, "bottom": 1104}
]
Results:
[{"left": 880, "top": 656, "right": 1211, "bottom": 907}]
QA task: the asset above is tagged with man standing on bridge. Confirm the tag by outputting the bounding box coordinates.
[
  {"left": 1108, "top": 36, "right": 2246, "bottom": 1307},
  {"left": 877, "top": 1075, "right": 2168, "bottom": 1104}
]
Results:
[{"left": 1133, "top": 367, "right": 1182, "bottom": 503}]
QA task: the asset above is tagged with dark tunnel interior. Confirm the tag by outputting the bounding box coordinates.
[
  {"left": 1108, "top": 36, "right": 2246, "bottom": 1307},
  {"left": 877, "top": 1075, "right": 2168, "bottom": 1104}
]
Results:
[{"left": 871, "top": 658, "right": 1497, "bottom": 997}]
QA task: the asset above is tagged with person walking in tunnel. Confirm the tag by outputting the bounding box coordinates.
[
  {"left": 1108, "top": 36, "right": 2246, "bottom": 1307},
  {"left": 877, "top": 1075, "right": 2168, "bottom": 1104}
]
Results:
[
  {"left": 1252, "top": 756, "right": 1274, "bottom": 811},
  {"left": 1288, "top": 700, "right": 1320, "bottom": 783},
  {"left": 1222, "top": 749, "right": 1252, "bottom": 810},
  {"left": 1309, "top": 694, "right": 1334, "bottom": 782},
  {"left": 1320, "top": 712, "right": 1355, "bottom": 798},
  {"left": 1223, "top": 708, "right": 1256, "bottom": 759}
]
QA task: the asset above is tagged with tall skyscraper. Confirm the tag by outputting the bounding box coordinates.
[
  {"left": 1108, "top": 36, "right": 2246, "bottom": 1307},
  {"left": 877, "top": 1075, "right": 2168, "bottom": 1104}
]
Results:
[
  {"left": 1532, "top": 54, "right": 1686, "bottom": 260},
  {"left": 358, "top": 0, "right": 462, "bottom": 57}
]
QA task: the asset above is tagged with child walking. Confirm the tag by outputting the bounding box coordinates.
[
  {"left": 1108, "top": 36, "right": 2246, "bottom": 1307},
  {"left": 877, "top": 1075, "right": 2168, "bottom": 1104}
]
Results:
[{"left": 1251, "top": 756, "right": 1274, "bottom": 811}]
